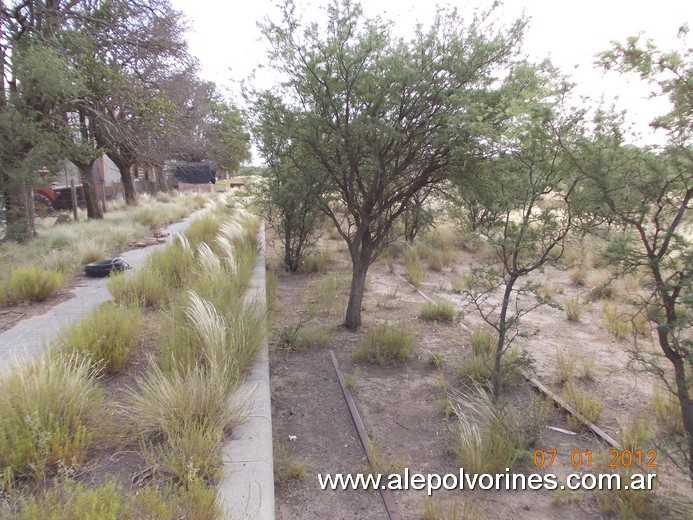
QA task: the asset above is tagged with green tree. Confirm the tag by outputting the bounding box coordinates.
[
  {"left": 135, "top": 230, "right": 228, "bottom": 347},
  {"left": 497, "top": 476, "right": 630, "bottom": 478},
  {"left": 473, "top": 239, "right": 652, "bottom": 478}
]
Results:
[
  {"left": 1, "top": 2, "right": 86, "bottom": 238},
  {"left": 567, "top": 34, "right": 692, "bottom": 485},
  {"left": 460, "top": 61, "right": 583, "bottom": 399},
  {"left": 255, "top": 0, "right": 526, "bottom": 329},
  {"left": 252, "top": 91, "right": 324, "bottom": 271}
]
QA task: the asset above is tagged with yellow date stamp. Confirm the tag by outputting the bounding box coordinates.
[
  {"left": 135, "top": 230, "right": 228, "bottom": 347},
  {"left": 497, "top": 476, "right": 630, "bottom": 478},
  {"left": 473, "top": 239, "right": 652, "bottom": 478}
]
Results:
[{"left": 532, "top": 449, "right": 658, "bottom": 469}]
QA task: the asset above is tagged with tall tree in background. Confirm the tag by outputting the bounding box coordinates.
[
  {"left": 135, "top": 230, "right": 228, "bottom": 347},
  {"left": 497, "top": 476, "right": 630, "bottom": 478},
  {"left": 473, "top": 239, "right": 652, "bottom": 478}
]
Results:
[
  {"left": 567, "top": 34, "right": 692, "bottom": 485},
  {"left": 0, "top": 1, "right": 86, "bottom": 238},
  {"left": 254, "top": 0, "right": 526, "bottom": 329}
]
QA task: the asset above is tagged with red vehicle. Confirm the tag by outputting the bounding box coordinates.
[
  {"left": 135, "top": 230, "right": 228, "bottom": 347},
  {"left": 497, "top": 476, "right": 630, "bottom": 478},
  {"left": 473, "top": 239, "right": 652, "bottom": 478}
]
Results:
[{"left": 33, "top": 183, "right": 87, "bottom": 215}]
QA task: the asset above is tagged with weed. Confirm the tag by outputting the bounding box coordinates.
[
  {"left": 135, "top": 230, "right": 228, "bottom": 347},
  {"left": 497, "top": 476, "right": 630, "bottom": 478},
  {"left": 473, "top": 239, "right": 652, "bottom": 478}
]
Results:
[
  {"left": 542, "top": 282, "right": 564, "bottom": 299},
  {"left": 556, "top": 348, "right": 577, "bottom": 385},
  {"left": 279, "top": 323, "right": 332, "bottom": 350},
  {"left": 452, "top": 390, "right": 527, "bottom": 474},
  {"left": 420, "top": 496, "right": 482, "bottom": 520},
  {"left": 561, "top": 382, "right": 603, "bottom": 426},
  {"left": 450, "top": 275, "right": 466, "bottom": 294},
  {"left": 427, "top": 352, "right": 444, "bottom": 368},
  {"left": 419, "top": 301, "right": 455, "bottom": 322},
  {"left": 581, "top": 356, "right": 597, "bottom": 380},
  {"left": 651, "top": 387, "right": 684, "bottom": 436},
  {"left": 274, "top": 442, "right": 307, "bottom": 483},
  {"left": 569, "top": 265, "right": 588, "bottom": 286},
  {"left": 564, "top": 296, "right": 583, "bottom": 322},
  {"left": 619, "top": 417, "right": 653, "bottom": 452},
  {"left": 61, "top": 303, "right": 142, "bottom": 374},
  {"left": 602, "top": 302, "right": 631, "bottom": 339},
  {"left": 308, "top": 275, "right": 348, "bottom": 316},
  {"left": 344, "top": 367, "right": 361, "bottom": 390},
  {"left": 302, "top": 250, "right": 331, "bottom": 273},
  {"left": 550, "top": 488, "right": 586, "bottom": 505},
  {"left": 596, "top": 469, "right": 661, "bottom": 519},
  {"left": 436, "top": 397, "right": 456, "bottom": 418},
  {"left": 0, "top": 354, "right": 103, "bottom": 481},
  {"left": 123, "top": 364, "right": 250, "bottom": 441},
  {"left": 184, "top": 213, "right": 221, "bottom": 247},
  {"left": 403, "top": 249, "right": 424, "bottom": 288},
  {"left": 2, "top": 266, "right": 64, "bottom": 304},
  {"left": 107, "top": 268, "right": 172, "bottom": 309},
  {"left": 15, "top": 480, "right": 124, "bottom": 519},
  {"left": 145, "top": 241, "right": 195, "bottom": 288},
  {"left": 469, "top": 329, "right": 495, "bottom": 356},
  {"left": 156, "top": 422, "right": 224, "bottom": 484},
  {"left": 427, "top": 249, "right": 445, "bottom": 271},
  {"left": 76, "top": 239, "right": 107, "bottom": 264},
  {"left": 353, "top": 323, "right": 416, "bottom": 365}
]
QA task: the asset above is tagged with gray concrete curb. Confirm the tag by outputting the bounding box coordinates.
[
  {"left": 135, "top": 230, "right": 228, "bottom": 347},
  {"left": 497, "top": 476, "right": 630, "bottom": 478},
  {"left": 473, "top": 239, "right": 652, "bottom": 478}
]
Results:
[{"left": 218, "top": 221, "right": 275, "bottom": 520}]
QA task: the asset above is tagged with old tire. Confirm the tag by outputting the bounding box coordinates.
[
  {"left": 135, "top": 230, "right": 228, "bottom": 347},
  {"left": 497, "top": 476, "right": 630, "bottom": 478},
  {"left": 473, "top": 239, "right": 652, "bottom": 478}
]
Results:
[{"left": 84, "top": 258, "right": 129, "bottom": 278}]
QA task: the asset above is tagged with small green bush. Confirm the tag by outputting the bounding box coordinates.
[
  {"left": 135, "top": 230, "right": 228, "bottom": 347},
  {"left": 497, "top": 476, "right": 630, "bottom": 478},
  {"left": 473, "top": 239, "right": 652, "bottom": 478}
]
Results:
[
  {"left": 62, "top": 303, "right": 142, "bottom": 374},
  {"left": 157, "top": 422, "right": 224, "bottom": 484},
  {"left": 353, "top": 323, "right": 415, "bottom": 365},
  {"left": 107, "top": 268, "right": 172, "bottom": 309},
  {"left": 404, "top": 251, "right": 424, "bottom": 289},
  {"left": 0, "top": 354, "right": 103, "bottom": 480},
  {"left": 302, "top": 250, "right": 331, "bottom": 273},
  {"left": 419, "top": 301, "right": 455, "bottom": 322},
  {"left": 2, "top": 266, "right": 64, "bottom": 304}
]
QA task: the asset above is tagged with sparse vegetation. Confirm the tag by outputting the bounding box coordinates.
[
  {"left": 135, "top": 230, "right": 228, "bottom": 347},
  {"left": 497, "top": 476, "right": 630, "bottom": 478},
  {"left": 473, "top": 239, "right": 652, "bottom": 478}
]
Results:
[
  {"left": 561, "top": 382, "right": 603, "bottom": 427},
  {"left": 274, "top": 441, "right": 307, "bottom": 483},
  {"left": 353, "top": 323, "right": 416, "bottom": 365},
  {"left": 564, "top": 296, "right": 583, "bottom": 322},
  {"left": 403, "top": 249, "right": 424, "bottom": 289},
  {"left": 452, "top": 389, "right": 529, "bottom": 474},
  {"left": 556, "top": 348, "right": 577, "bottom": 385},
  {"left": 302, "top": 250, "right": 331, "bottom": 273},
  {"left": 419, "top": 300, "right": 455, "bottom": 322}
]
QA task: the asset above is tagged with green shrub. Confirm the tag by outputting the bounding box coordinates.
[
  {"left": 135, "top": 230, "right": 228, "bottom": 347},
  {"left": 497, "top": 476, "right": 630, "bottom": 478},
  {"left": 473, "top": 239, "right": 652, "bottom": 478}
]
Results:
[
  {"left": 16, "top": 480, "right": 124, "bottom": 520},
  {"left": 107, "top": 268, "right": 172, "bottom": 309},
  {"left": 146, "top": 242, "right": 195, "bottom": 288},
  {"left": 469, "top": 329, "right": 495, "bottom": 356},
  {"left": 302, "top": 250, "right": 331, "bottom": 273},
  {"left": 561, "top": 382, "right": 603, "bottom": 426},
  {"left": 353, "top": 323, "right": 415, "bottom": 365},
  {"left": 419, "top": 301, "right": 455, "bottom": 322},
  {"left": 0, "top": 354, "right": 103, "bottom": 480},
  {"left": 184, "top": 214, "right": 221, "bottom": 247},
  {"left": 3, "top": 266, "right": 64, "bottom": 304},
  {"left": 453, "top": 391, "right": 526, "bottom": 474},
  {"left": 124, "top": 364, "right": 249, "bottom": 441},
  {"left": 564, "top": 296, "right": 582, "bottom": 322},
  {"left": 157, "top": 422, "right": 224, "bottom": 484},
  {"left": 62, "top": 303, "right": 142, "bottom": 374},
  {"left": 403, "top": 248, "right": 424, "bottom": 288}
]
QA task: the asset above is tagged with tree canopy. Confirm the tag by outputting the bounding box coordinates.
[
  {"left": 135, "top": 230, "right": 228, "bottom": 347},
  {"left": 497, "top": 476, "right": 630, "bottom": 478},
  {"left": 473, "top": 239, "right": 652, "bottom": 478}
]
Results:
[{"left": 253, "top": 0, "right": 527, "bottom": 329}]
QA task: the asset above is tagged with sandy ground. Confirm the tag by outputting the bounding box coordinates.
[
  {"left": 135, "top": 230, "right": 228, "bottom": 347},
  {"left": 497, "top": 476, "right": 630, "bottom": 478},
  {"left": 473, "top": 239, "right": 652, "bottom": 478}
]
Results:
[{"left": 268, "top": 231, "right": 691, "bottom": 519}]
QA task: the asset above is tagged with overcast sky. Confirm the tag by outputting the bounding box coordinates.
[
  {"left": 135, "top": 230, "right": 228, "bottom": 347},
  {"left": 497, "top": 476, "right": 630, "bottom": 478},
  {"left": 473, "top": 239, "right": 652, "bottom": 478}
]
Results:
[{"left": 169, "top": 0, "right": 690, "bottom": 148}]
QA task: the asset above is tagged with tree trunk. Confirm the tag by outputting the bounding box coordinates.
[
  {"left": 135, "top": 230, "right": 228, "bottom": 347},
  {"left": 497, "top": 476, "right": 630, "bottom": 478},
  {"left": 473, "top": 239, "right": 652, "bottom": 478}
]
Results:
[
  {"left": 121, "top": 166, "right": 138, "bottom": 205},
  {"left": 345, "top": 258, "right": 369, "bottom": 330},
  {"left": 344, "top": 232, "right": 373, "bottom": 330},
  {"left": 3, "top": 178, "right": 32, "bottom": 242},
  {"left": 662, "top": 329, "right": 693, "bottom": 487},
  {"left": 491, "top": 276, "right": 517, "bottom": 400},
  {"left": 78, "top": 161, "right": 103, "bottom": 219}
]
